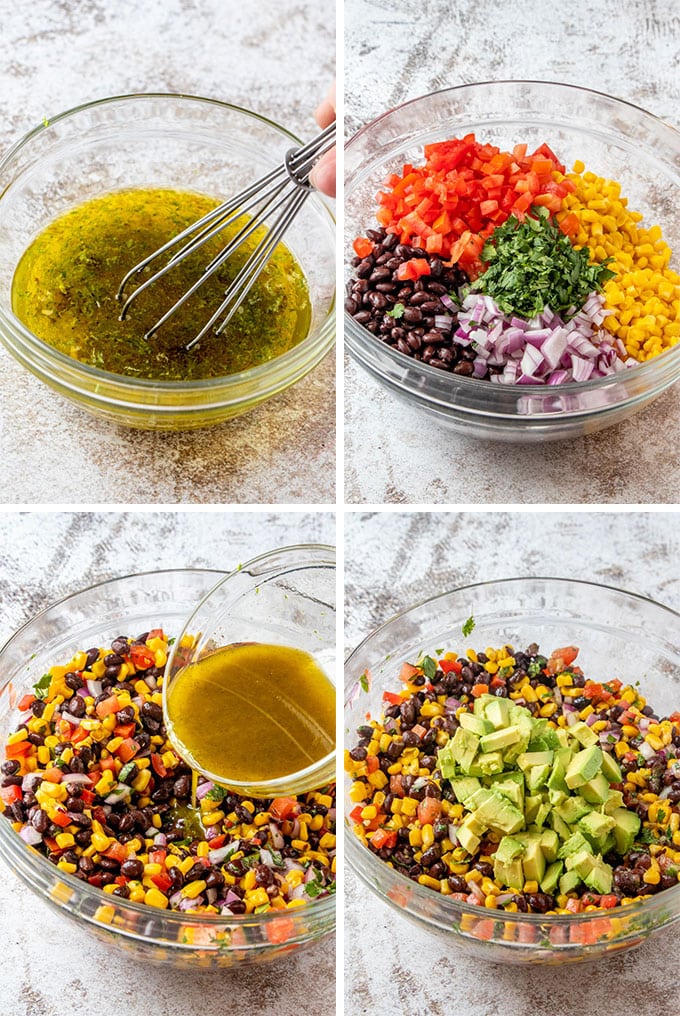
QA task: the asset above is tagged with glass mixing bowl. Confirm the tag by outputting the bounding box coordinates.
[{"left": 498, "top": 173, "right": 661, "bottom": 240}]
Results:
[
  {"left": 164, "top": 545, "right": 336, "bottom": 798},
  {"left": 345, "top": 81, "right": 680, "bottom": 441},
  {"left": 0, "top": 93, "right": 336, "bottom": 431},
  {"left": 344, "top": 577, "right": 680, "bottom": 964},
  {"left": 0, "top": 570, "right": 335, "bottom": 967}
]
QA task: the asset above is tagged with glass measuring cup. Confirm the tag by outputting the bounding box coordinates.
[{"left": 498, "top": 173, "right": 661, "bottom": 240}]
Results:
[{"left": 163, "top": 544, "right": 336, "bottom": 798}]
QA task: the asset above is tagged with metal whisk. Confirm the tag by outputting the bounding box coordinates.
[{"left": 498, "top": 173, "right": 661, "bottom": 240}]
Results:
[{"left": 116, "top": 122, "right": 335, "bottom": 351}]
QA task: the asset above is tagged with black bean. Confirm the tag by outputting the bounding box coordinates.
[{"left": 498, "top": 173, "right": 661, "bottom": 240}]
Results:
[
  {"left": 121, "top": 858, "right": 144, "bottom": 879},
  {"left": 403, "top": 307, "right": 422, "bottom": 324},
  {"left": 30, "top": 699, "right": 46, "bottom": 718},
  {"left": 65, "top": 672, "right": 84, "bottom": 691},
  {"left": 67, "top": 696, "right": 86, "bottom": 718}
]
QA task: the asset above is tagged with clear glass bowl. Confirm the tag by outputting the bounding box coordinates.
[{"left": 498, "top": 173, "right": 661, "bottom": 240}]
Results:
[
  {"left": 0, "top": 569, "right": 335, "bottom": 967},
  {"left": 164, "top": 545, "right": 336, "bottom": 798},
  {"left": 345, "top": 81, "right": 680, "bottom": 441},
  {"left": 344, "top": 577, "right": 680, "bottom": 964},
  {"left": 0, "top": 93, "right": 336, "bottom": 431}
]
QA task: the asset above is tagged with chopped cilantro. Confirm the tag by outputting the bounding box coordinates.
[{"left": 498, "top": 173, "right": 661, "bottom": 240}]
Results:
[
  {"left": 254, "top": 903, "right": 270, "bottom": 913},
  {"left": 638, "top": 828, "right": 655, "bottom": 844},
  {"left": 462, "top": 616, "right": 475, "bottom": 638},
  {"left": 304, "top": 868, "right": 325, "bottom": 898},
  {"left": 32, "top": 673, "right": 52, "bottom": 699},
  {"left": 205, "top": 785, "right": 226, "bottom": 802},
  {"left": 359, "top": 671, "right": 370, "bottom": 693},
  {"left": 421, "top": 656, "right": 437, "bottom": 681},
  {"left": 476, "top": 205, "right": 615, "bottom": 319},
  {"left": 387, "top": 302, "right": 405, "bottom": 319},
  {"left": 167, "top": 636, "right": 176, "bottom": 646}
]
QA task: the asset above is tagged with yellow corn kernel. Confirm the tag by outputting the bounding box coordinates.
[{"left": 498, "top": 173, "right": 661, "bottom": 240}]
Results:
[
  {"left": 144, "top": 887, "right": 169, "bottom": 909},
  {"left": 409, "top": 828, "right": 423, "bottom": 848},
  {"left": 417, "top": 874, "right": 441, "bottom": 890},
  {"left": 202, "top": 809, "right": 225, "bottom": 827},
  {"left": 91, "top": 832, "right": 113, "bottom": 852},
  {"left": 182, "top": 879, "right": 207, "bottom": 900},
  {"left": 643, "top": 866, "right": 660, "bottom": 885},
  {"left": 132, "top": 769, "right": 152, "bottom": 793},
  {"left": 400, "top": 797, "right": 418, "bottom": 817},
  {"left": 56, "top": 860, "right": 77, "bottom": 874},
  {"left": 319, "top": 832, "right": 336, "bottom": 850},
  {"left": 349, "top": 781, "right": 368, "bottom": 803},
  {"left": 248, "top": 887, "right": 270, "bottom": 908},
  {"left": 523, "top": 880, "right": 539, "bottom": 894},
  {"left": 421, "top": 824, "right": 435, "bottom": 850},
  {"left": 55, "top": 832, "right": 76, "bottom": 849}
]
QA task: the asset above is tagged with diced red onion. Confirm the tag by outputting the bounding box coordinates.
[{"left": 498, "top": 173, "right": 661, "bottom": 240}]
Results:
[
  {"left": 19, "top": 825, "right": 43, "bottom": 846},
  {"left": 22, "top": 773, "right": 42, "bottom": 792},
  {"left": 260, "top": 848, "right": 274, "bottom": 867},
  {"left": 61, "top": 712, "right": 84, "bottom": 727},
  {"left": 269, "top": 823, "right": 284, "bottom": 850},
  {"left": 289, "top": 884, "right": 307, "bottom": 901},
  {"left": 434, "top": 314, "right": 453, "bottom": 331},
  {"left": 195, "top": 780, "right": 215, "bottom": 800},
  {"left": 206, "top": 888, "right": 219, "bottom": 905},
  {"left": 440, "top": 293, "right": 456, "bottom": 311},
  {"left": 62, "top": 773, "right": 93, "bottom": 786},
  {"left": 448, "top": 824, "right": 459, "bottom": 845},
  {"left": 179, "top": 896, "right": 201, "bottom": 910},
  {"left": 283, "top": 858, "right": 304, "bottom": 873},
  {"left": 153, "top": 832, "right": 167, "bottom": 847},
  {"left": 224, "top": 888, "right": 242, "bottom": 905},
  {"left": 639, "top": 740, "right": 656, "bottom": 761},
  {"left": 585, "top": 713, "right": 598, "bottom": 727},
  {"left": 209, "top": 841, "right": 239, "bottom": 865},
  {"left": 444, "top": 697, "right": 461, "bottom": 713},
  {"left": 86, "top": 679, "right": 102, "bottom": 697}
]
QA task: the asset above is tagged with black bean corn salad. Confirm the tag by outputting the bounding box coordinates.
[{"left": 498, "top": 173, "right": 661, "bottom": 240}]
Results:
[
  {"left": 346, "top": 643, "right": 680, "bottom": 917},
  {"left": 1, "top": 630, "right": 336, "bottom": 920}
]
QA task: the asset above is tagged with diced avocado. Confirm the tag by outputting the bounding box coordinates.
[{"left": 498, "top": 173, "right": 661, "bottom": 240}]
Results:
[
  {"left": 449, "top": 726, "right": 480, "bottom": 772},
  {"left": 516, "top": 750, "right": 554, "bottom": 771},
  {"left": 459, "top": 712, "right": 494, "bottom": 737},
  {"left": 488, "top": 772, "right": 525, "bottom": 810},
  {"left": 484, "top": 696, "right": 511, "bottom": 730},
  {"left": 473, "top": 790, "right": 524, "bottom": 835},
  {"left": 494, "top": 856, "right": 525, "bottom": 891},
  {"left": 473, "top": 693, "right": 495, "bottom": 717},
  {"left": 526, "top": 764, "right": 551, "bottom": 794},
  {"left": 565, "top": 746, "right": 603, "bottom": 789},
  {"left": 555, "top": 728, "right": 573, "bottom": 749},
  {"left": 548, "top": 788, "right": 567, "bottom": 807},
  {"left": 565, "top": 849, "right": 597, "bottom": 879},
  {"left": 555, "top": 795, "right": 591, "bottom": 825},
  {"left": 476, "top": 750, "right": 505, "bottom": 776},
  {"left": 494, "top": 835, "right": 525, "bottom": 863},
  {"left": 522, "top": 837, "right": 546, "bottom": 884},
  {"left": 558, "top": 831, "right": 593, "bottom": 860},
  {"left": 570, "top": 721, "right": 599, "bottom": 747},
  {"left": 583, "top": 856, "right": 613, "bottom": 895},
  {"left": 540, "top": 828, "right": 560, "bottom": 862},
  {"left": 612, "top": 807, "right": 641, "bottom": 855},
  {"left": 466, "top": 787, "right": 496, "bottom": 812},
  {"left": 533, "top": 800, "right": 551, "bottom": 829},
  {"left": 578, "top": 811, "right": 616, "bottom": 852},
  {"left": 449, "top": 776, "right": 482, "bottom": 806},
  {"left": 600, "top": 750, "right": 623, "bottom": 784},
  {"left": 480, "top": 725, "right": 521, "bottom": 753},
  {"left": 603, "top": 789, "right": 624, "bottom": 814},
  {"left": 437, "top": 745, "right": 457, "bottom": 779},
  {"left": 549, "top": 811, "right": 571, "bottom": 841},
  {"left": 559, "top": 869, "right": 582, "bottom": 895},
  {"left": 580, "top": 771, "right": 611, "bottom": 805},
  {"left": 504, "top": 713, "right": 534, "bottom": 762},
  {"left": 601, "top": 832, "right": 616, "bottom": 855},
  {"left": 547, "top": 766, "right": 568, "bottom": 794},
  {"left": 457, "top": 813, "right": 486, "bottom": 854},
  {"left": 525, "top": 795, "right": 541, "bottom": 825},
  {"left": 541, "top": 860, "right": 564, "bottom": 895}
]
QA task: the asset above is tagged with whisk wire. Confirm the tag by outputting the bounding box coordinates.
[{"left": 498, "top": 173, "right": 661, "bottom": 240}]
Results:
[{"left": 116, "top": 122, "right": 335, "bottom": 349}]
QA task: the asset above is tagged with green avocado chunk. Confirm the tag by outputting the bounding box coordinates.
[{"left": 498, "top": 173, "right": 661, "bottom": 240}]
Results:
[
  {"left": 611, "top": 807, "right": 641, "bottom": 855},
  {"left": 565, "top": 745, "right": 604, "bottom": 789}
]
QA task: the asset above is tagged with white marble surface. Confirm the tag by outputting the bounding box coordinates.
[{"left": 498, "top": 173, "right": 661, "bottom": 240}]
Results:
[
  {"left": 0, "top": 0, "right": 335, "bottom": 505},
  {"left": 0, "top": 510, "right": 335, "bottom": 1016},
  {"left": 344, "top": 0, "right": 680, "bottom": 504},
  {"left": 344, "top": 510, "right": 680, "bottom": 1015}
]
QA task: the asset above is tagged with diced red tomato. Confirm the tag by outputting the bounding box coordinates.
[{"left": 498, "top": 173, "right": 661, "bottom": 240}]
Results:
[
  {"left": 129, "top": 644, "right": 155, "bottom": 670},
  {"left": 399, "top": 662, "right": 421, "bottom": 683},
  {"left": 349, "top": 804, "right": 365, "bottom": 823},
  {"left": 149, "top": 848, "right": 167, "bottom": 866},
  {"left": 4, "top": 739, "right": 32, "bottom": 759},
  {"left": 269, "top": 797, "right": 300, "bottom": 822},
  {"left": 353, "top": 236, "right": 374, "bottom": 259},
  {"left": 395, "top": 257, "right": 431, "bottom": 281},
  {"left": 370, "top": 827, "right": 398, "bottom": 850},
  {"left": 51, "top": 809, "right": 71, "bottom": 828},
  {"left": 546, "top": 646, "right": 579, "bottom": 675},
  {"left": 116, "top": 738, "right": 140, "bottom": 763},
  {"left": 0, "top": 784, "right": 22, "bottom": 805},
  {"left": 43, "top": 767, "right": 64, "bottom": 784},
  {"left": 147, "top": 628, "right": 165, "bottom": 641},
  {"left": 113, "top": 722, "right": 137, "bottom": 739},
  {"left": 417, "top": 797, "right": 441, "bottom": 826},
  {"left": 150, "top": 753, "right": 168, "bottom": 778},
  {"left": 95, "top": 695, "right": 122, "bottom": 719},
  {"left": 411, "top": 723, "right": 427, "bottom": 740},
  {"left": 105, "top": 841, "right": 128, "bottom": 864},
  {"left": 80, "top": 789, "right": 95, "bottom": 807},
  {"left": 17, "top": 694, "right": 36, "bottom": 712},
  {"left": 361, "top": 133, "right": 566, "bottom": 276},
  {"left": 99, "top": 757, "right": 118, "bottom": 772},
  {"left": 471, "top": 683, "right": 489, "bottom": 698},
  {"left": 382, "top": 690, "right": 403, "bottom": 706},
  {"left": 365, "top": 755, "right": 379, "bottom": 774},
  {"left": 265, "top": 916, "right": 297, "bottom": 945}
]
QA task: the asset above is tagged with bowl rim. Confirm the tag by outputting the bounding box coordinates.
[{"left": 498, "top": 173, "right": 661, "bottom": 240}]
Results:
[
  {"left": 0, "top": 91, "right": 336, "bottom": 393},
  {"left": 344, "top": 78, "right": 680, "bottom": 395},
  {"left": 344, "top": 574, "right": 680, "bottom": 928},
  {"left": 164, "top": 543, "right": 337, "bottom": 796},
  {"left": 0, "top": 566, "right": 336, "bottom": 931}
]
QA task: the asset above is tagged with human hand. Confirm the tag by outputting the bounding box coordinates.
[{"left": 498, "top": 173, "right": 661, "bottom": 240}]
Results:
[{"left": 309, "top": 81, "right": 336, "bottom": 198}]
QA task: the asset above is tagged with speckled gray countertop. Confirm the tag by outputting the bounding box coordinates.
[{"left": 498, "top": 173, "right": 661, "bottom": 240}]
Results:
[
  {"left": 344, "top": 0, "right": 680, "bottom": 504},
  {"left": 344, "top": 510, "right": 680, "bottom": 1015},
  {"left": 0, "top": 510, "right": 335, "bottom": 1016},
  {"left": 0, "top": 0, "right": 335, "bottom": 505}
]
